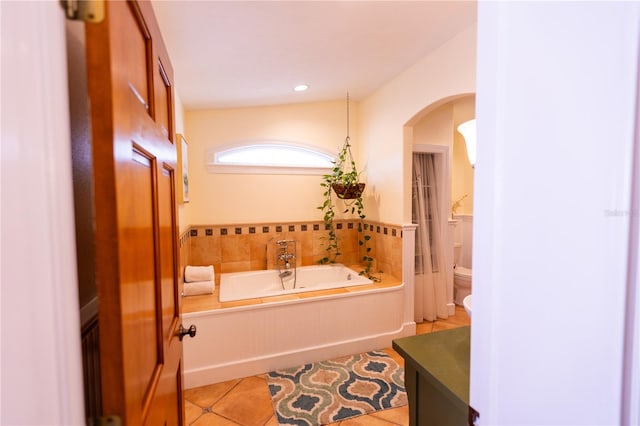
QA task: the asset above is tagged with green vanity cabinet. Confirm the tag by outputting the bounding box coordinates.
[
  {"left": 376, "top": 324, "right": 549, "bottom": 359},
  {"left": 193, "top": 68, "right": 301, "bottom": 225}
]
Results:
[{"left": 393, "top": 326, "right": 470, "bottom": 426}]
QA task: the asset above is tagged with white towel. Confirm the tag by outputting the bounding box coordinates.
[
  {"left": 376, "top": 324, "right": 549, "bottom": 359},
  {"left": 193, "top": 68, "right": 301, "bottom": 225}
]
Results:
[
  {"left": 185, "top": 265, "right": 214, "bottom": 283},
  {"left": 183, "top": 280, "right": 214, "bottom": 296}
]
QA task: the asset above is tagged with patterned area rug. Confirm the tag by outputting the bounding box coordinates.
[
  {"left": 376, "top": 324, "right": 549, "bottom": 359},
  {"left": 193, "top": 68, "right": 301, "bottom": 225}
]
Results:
[{"left": 267, "top": 350, "right": 407, "bottom": 425}]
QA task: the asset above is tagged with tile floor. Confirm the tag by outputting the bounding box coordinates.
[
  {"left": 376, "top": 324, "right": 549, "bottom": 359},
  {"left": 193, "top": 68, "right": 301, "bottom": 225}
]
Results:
[{"left": 184, "top": 306, "right": 471, "bottom": 426}]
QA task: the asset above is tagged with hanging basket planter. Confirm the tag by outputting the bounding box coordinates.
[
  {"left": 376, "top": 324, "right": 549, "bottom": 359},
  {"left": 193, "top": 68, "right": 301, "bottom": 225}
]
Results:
[
  {"left": 317, "top": 92, "right": 380, "bottom": 281},
  {"left": 332, "top": 182, "right": 365, "bottom": 199}
]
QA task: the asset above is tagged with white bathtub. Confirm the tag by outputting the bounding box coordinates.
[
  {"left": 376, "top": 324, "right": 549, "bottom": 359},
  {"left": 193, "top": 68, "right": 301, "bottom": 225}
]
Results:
[
  {"left": 219, "top": 264, "right": 371, "bottom": 302},
  {"left": 183, "top": 269, "right": 413, "bottom": 388}
]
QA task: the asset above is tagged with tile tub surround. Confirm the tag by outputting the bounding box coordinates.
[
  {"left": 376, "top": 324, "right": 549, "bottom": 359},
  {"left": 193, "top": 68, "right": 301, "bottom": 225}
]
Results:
[
  {"left": 180, "top": 221, "right": 408, "bottom": 387},
  {"left": 179, "top": 229, "right": 191, "bottom": 284},
  {"left": 185, "top": 220, "right": 403, "bottom": 282}
]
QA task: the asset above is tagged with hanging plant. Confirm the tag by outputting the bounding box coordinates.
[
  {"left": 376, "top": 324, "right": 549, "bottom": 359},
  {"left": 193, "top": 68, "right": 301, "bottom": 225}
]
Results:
[
  {"left": 332, "top": 182, "right": 365, "bottom": 200},
  {"left": 317, "top": 94, "right": 380, "bottom": 281},
  {"left": 328, "top": 136, "right": 365, "bottom": 200}
]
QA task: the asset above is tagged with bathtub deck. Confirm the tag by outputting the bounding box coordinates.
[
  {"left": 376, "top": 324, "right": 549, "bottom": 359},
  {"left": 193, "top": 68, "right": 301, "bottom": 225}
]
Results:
[{"left": 183, "top": 266, "right": 402, "bottom": 313}]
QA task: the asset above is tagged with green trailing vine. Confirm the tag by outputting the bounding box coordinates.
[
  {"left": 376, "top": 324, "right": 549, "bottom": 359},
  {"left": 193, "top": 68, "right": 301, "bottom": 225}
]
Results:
[{"left": 317, "top": 136, "right": 380, "bottom": 281}]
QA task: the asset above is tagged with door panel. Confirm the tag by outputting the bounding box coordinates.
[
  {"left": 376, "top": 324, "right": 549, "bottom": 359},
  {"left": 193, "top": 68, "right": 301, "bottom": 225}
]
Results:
[
  {"left": 159, "top": 165, "right": 179, "bottom": 340},
  {"left": 155, "top": 61, "right": 172, "bottom": 139},
  {"left": 86, "top": 0, "right": 182, "bottom": 424},
  {"left": 121, "top": 1, "right": 152, "bottom": 111},
  {"left": 119, "top": 145, "right": 162, "bottom": 422}
]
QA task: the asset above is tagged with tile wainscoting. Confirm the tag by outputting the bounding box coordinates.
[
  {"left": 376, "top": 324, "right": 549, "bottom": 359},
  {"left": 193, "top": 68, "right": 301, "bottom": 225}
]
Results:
[{"left": 179, "top": 220, "right": 404, "bottom": 283}]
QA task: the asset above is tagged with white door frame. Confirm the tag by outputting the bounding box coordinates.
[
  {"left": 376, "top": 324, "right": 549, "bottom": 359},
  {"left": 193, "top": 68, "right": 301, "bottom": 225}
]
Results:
[{"left": 1, "top": 2, "right": 84, "bottom": 423}]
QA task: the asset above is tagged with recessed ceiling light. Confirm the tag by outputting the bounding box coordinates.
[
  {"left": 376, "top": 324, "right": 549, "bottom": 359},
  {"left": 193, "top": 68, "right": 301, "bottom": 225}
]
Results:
[{"left": 294, "top": 84, "right": 309, "bottom": 92}]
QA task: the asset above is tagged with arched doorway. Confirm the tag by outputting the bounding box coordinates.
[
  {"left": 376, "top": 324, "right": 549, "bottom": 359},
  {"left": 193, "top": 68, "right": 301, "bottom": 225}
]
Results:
[{"left": 404, "top": 94, "right": 475, "bottom": 322}]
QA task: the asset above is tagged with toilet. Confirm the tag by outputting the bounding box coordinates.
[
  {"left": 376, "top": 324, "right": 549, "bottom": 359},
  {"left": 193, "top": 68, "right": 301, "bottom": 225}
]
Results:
[
  {"left": 454, "top": 265, "right": 472, "bottom": 306},
  {"left": 452, "top": 224, "right": 472, "bottom": 306}
]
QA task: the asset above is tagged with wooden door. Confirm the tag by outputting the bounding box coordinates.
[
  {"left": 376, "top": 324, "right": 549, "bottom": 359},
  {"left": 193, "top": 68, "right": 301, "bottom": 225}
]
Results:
[{"left": 85, "top": 1, "right": 184, "bottom": 424}]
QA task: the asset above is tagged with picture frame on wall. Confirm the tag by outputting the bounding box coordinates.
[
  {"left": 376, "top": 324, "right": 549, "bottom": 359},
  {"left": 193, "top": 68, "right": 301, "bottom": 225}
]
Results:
[{"left": 177, "top": 133, "right": 189, "bottom": 203}]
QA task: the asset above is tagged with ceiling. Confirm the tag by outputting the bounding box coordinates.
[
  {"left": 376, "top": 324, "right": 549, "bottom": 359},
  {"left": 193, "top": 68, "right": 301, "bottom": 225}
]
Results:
[{"left": 151, "top": 1, "right": 477, "bottom": 110}]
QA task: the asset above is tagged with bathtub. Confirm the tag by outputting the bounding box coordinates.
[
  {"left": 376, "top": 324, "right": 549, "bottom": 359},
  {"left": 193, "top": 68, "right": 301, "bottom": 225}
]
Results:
[
  {"left": 219, "top": 264, "right": 372, "bottom": 302},
  {"left": 182, "top": 267, "right": 413, "bottom": 388}
]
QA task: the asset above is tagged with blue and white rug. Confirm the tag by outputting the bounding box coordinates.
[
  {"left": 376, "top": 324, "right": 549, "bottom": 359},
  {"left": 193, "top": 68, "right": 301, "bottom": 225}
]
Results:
[{"left": 267, "top": 350, "right": 407, "bottom": 425}]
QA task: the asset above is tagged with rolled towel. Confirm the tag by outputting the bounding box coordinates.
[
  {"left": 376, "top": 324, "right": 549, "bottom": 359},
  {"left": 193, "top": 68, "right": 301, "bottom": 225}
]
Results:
[
  {"left": 183, "top": 280, "right": 214, "bottom": 296},
  {"left": 185, "top": 265, "right": 214, "bottom": 283}
]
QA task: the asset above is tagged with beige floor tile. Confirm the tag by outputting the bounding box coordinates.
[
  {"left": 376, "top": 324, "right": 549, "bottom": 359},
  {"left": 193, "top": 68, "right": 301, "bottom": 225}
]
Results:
[
  {"left": 370, "top": 405, "right": 409, "bottom": 425},
  {"left": 190, "top": 412, "right": 240, "bottom": 425},
  {"left": 382, "top": 348, "right": 405, "bottom": 368},
  {"left": 212, "top": 376, "right": 274, "bottom": 425},
  {"left": 263, "top": 415, "right": 280, "bottom": 425},
  {"left": 184, "top": 379, "right": 241, "bottom": 408},
  {"left": 452, "top": 309, "right": 471, "bottom": 322},
  {"left": 415, "top": 321, "right": 433, "bottom": 335},
  {"left": 184, "top": 400, "right": 204, "bottom": 425},
  {"left": 416, "top": 306, "right": 470, "bottom": 334},
  {"left": 337, "top": 413, "right": 399, "bottom": 425},
  {"left": 432, "top": 309, "right": 470, "bottom": 332},
  {"left": 432, "top": 321, "right": 463, "bottom": 332}
]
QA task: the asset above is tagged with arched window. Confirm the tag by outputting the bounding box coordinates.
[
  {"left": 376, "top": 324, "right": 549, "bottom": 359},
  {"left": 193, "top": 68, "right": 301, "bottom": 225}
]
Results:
[{"left": 206, "top": 141, "right": 334, "bottom": 175}]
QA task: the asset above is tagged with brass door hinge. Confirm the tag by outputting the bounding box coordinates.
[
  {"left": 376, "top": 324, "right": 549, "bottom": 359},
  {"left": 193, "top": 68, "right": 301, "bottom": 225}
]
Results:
[{"left": 60, "top": 0, "right": 104, "bottom": 23}]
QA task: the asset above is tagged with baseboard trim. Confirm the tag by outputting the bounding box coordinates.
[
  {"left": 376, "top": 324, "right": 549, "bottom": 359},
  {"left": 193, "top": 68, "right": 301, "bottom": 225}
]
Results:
[
  {"left": 184, "top": 322, "right": 416, "bottom": 388},
  {"left": 447, "top": 302, "right": 456, "bottom": 315}
]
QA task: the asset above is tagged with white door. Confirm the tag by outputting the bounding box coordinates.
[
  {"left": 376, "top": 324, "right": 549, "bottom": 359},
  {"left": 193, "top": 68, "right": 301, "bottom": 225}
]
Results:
[{"left": 472, "top": 2, "right": 640, "bottom": 424}]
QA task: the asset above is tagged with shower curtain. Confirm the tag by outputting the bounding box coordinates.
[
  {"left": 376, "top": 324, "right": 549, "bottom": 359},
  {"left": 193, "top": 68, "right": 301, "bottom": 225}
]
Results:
[{"left": 412, "top": 153, "right": 449, "bottom": 321}]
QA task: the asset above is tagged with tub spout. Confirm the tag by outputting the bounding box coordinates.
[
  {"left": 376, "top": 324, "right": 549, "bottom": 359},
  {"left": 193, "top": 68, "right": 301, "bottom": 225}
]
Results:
[{"left": 279, "top": 270, "right": 293, "bottom": 279}]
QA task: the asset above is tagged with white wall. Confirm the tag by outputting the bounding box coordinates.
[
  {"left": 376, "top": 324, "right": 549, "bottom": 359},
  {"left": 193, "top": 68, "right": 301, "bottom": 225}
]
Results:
[
  {"left": 360, "top": 24, "right": 477, "bottom": 225},
  {"left": 179, "top": 25, "right": 477, "bottom": 228},
  {"left": 451, "top": 98, "right": 475, "bottom": 215},
  {"left": 412, "top": 96, "right": 475, "bottom": 217},
  {"left": 412, "top": 103, "right": 454, "bottom": 147},
  {"left": 472, "top": 2, "right": 639, "bottom": 424},
  {"left": 184, "top": 100, "right": 358, "bottom": 225}
]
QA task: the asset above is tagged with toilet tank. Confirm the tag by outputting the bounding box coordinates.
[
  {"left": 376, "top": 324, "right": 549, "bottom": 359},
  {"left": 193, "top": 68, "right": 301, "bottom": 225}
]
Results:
[
  {"left": 453, "top": 214, "right": 473, "bottom": 268},
  {"left": 454, "top": 243, "right": 463, "bottom": 266}
]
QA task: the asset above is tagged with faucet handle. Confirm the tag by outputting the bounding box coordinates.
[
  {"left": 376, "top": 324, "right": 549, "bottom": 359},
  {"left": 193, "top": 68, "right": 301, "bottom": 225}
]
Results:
[{"left": 276, "top": 239, "right": 295, "bottom": 245}]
